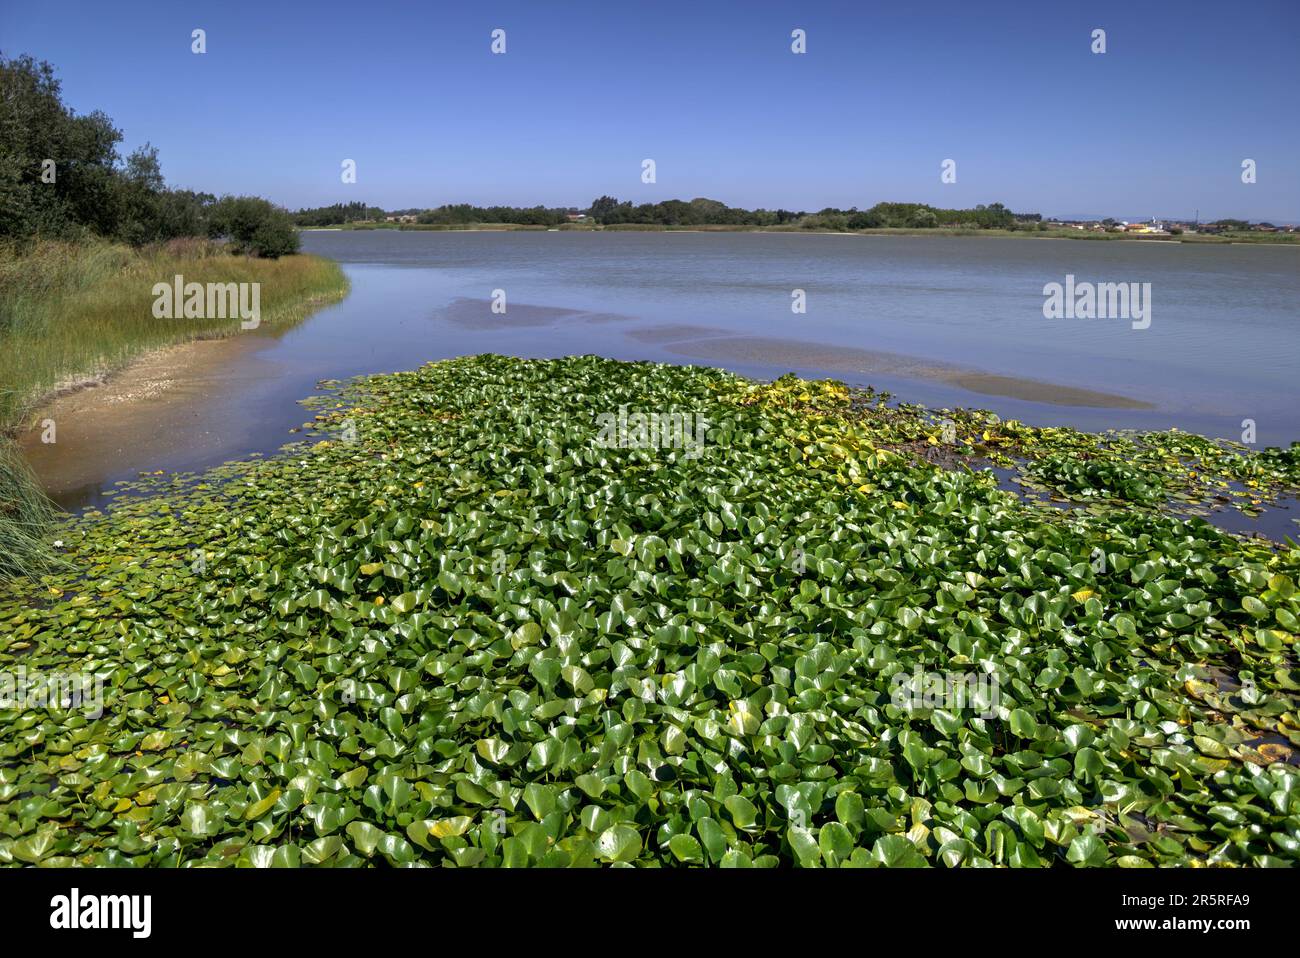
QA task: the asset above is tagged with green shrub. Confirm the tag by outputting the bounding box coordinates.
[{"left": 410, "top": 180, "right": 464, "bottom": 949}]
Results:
[{"left": 208, "top": 196, "right": 300, "bottom": 258}]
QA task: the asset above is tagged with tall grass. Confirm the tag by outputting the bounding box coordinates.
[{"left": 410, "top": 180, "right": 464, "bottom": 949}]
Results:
[
  {"left": 0, "top": 437, "right": 58, "bottom": 579},
  {"left": 0, "top": 238, "right": 349, "bottom": 432},
  {"left": 0, "top": 238, "right": 348, "bottom": 578}
]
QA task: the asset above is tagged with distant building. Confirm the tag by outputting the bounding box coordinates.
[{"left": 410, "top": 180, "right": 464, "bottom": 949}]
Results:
[{"left": 1125, "top": 219, "right": 1167, "bottom": 234}]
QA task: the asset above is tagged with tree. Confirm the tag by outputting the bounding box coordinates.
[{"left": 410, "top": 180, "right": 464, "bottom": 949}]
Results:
[
  {"left": 209, "top": 196, "right": 299, "bottom": 258},
  {"left": 587, "top": 195, "right": 621, "bottom": 223},
  {"left": 0, "top": 52, "right": 301, "bottom": 254},
  {"left": 0, "top": 53, "right": 123, "bottom": 240}
]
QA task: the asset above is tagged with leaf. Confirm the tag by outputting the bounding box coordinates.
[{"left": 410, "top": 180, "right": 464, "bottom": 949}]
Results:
[
  {"left": 668, "top": 833, "right": 704, "bottom": 864},
  {"left": 1009, "top": 709, "right": 1038, "bottom": 739},
  {"left": 346, "top": 821, "right": 384, "bottom": 857},
  {"left": 870, "top": 834, "right": 927, "bottom": 868},
  {"left": 596, "top": 824, "right": 642, "bottom": 863},
  {"left": 244, "top": 788, "right": 282, "bottom": 821}
]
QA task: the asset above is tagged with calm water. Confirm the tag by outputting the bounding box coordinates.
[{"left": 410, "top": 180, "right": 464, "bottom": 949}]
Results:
[
  {"left": 24, "top": 230, "right": 1300, "bottom": 520},
  {"left": 304, "top": 230, "right": 1299, "bottom": 433}
]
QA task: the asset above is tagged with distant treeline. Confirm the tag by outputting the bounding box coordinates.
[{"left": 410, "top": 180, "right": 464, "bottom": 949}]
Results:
[
  {"left": 589, "top": 198, "right": 1037, "bottom": 230},
  {"left": 293, "top": 201, "right": 387, "bottom": 227},
  {"left": 414, "top": 204, "right": 569, "bottom": 227},
  {"left": 588, "top": 196, "right": 803, "bottom": 227},
  {"left": 1, "top": 53, "right": 298, "bottom": 257},
  {"left": 293, "top": 196, "right": 1042, "bottom": 231},
  {"left": 293, "top": 203, "right": 574, "bottom": 227},
  {"left": 587, "top": 198, "right": 1042, "bottom": 229}
]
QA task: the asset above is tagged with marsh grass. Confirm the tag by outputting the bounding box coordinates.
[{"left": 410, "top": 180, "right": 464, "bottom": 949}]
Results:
[
  {"left": 0, "top": 238, "right": 349, "bottom": 432},
  {"left": 0, "top": 437, "right": 58, "bottom": 579},
  {"left": 0, "top": 238, "right": 348, "bottom": 578}
]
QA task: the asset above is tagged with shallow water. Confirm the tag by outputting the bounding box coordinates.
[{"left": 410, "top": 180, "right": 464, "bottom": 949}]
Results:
[{"left": 21, "top": 231, "right": 1300, "bottom": 539}]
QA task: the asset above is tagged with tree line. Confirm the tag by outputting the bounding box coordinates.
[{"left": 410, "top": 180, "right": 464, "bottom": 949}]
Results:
[
  {"left": 292, "top": 196, "right": 1041, "bottom": 231},
  {"left": 0, "top": 53, "right": 299, "bottom": 257},
  {"left": 293, "top": 201, "right": 387, "bottom": 227},
  {"left": 589, "top": 197, "right": 1037, "bottom": 229}
]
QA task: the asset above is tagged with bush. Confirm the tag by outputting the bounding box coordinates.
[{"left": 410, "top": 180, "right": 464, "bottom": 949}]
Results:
[{"left": 209, "top": 196, "right": 300, "bottom": 258}]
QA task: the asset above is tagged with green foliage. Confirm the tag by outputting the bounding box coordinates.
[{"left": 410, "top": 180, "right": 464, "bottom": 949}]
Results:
[
  {"left": 1023, "top": 453, "right": 1167, "bottom": 505},
  {"left": 805, "top": 393, "right": 1300, "bottom": 523},
  {"left": 2, "top": 356, "right": 1297, "bottom": 867},
  {"left": 0, "top": 52, "right": 122, "bottom": 241},
  {"left": 0, "top": 52, "right": 291, "bottom": 255},
  {"left": 293, "top": 201, "right": 387, "bottom": 227},
  {"left": 209, "top": 196, "right": 300, "bottom": 258},
  {"left": 582, "top": 197, "right": 1033, "bottom": 230},
  {"left": 417, "top": 204, "right": 570, "bottom": 227},
  {"left": 589, "top": 195, "right": 801, "bottom": 227}
]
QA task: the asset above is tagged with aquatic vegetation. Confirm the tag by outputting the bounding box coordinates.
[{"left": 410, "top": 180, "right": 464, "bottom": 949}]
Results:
[
  {"left": 1, "top": 355, "right": 1298, "bottom": 867},
  {"left": 727, "top": 374, "right": 1300, "bottom": 524},
  {"left": 1022, "top": 454, "right": 1167, "bottom": 506}
]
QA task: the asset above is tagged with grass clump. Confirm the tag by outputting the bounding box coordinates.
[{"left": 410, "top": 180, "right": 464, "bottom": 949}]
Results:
[{"left": 0, "top": 437, "right": 57, "bottom": 578}]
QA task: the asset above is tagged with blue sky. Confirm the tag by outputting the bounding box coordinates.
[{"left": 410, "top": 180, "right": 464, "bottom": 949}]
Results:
[{"left": 3, "top": 0, "right": 1296, "bottom": 220}]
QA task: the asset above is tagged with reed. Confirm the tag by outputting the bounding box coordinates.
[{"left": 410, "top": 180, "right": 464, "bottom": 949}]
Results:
[{"left": 0, "top": 437, "right": 57, "bottom": 579}]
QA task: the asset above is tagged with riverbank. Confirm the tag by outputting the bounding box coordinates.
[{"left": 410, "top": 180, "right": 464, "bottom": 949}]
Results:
[
  {"left": 1, "top": 355, "right": 1297, "bottom": 867},
  {"left": 0, "top": 240, "right": 349, "bottom": 434},
  {"left": 15, "top": 332, "right": 280, "bottom": 506},
  {"left": 0, "top": 239, "right": 348, "bottom": 575}
]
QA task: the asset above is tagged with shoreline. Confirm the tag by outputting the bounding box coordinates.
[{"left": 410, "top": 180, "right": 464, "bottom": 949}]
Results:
[
  {"left": 5, "top": 289, "right": 345, "bottom": 439},
  {"left": 0, "top": 245, "right": 350, "bottom": 438},
  {"left": 16, "top": 333, "right": 274, "bottom": 502},
  {"left": 20, "top": 307, "right": 1154, "bottom": 505}
]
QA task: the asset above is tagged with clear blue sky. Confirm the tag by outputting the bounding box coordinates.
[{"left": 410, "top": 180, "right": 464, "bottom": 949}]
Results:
[{"left": 3, "top": 0, "right": 1296, "bottom": 221}]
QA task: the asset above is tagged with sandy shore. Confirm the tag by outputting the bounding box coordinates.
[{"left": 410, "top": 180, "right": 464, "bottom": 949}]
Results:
[{"left": 17, "top": 334, "right": 278, "bottom": 502}]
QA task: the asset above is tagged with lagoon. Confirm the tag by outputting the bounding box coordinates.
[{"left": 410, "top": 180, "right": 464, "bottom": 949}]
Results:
[{"left": 23, "top": 229, "right": 1300, "bottom": 512}]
